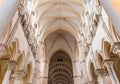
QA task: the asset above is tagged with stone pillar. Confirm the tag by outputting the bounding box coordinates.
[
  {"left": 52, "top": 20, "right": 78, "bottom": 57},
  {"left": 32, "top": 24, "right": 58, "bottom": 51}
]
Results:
[
  {"left": 95, "top": 69, "right": 109, "bottom": 84},
  {"left": 104, "top": 59, "right": 120, "bottom": 84},
  {"left": 40, "top": 61, "right": 48, "bottom": 84},
  {"left": 33, "top": 42, "right": 45, "bottom": 84},
  {"left": 73, "top": 61, "right": 82, "bottom": 84},
  {"left": 33, "top": 61, "right": 41, "bottom": 84},
  {"left": 2, "top": 60, "right": 16, "bottom": 84},
  {"left": 13, "top": 70, "right": 25, "bottom": 84},
  {"left": 0, "top": 0, "right": 21, "bottom": 42},
  {"left": 74, "top": 76, "right": 82, "bottom": 84},
  {"left": 100, "top": 0, "right": 120, "bottom": 36},
  {"left": 42, "top": 76, "right": 48, "bottom": 84},
  {"left": 77, "top": 40, "right": 89, "bottom": 84},
  {"left": 80, "top": 59, "right": 89, "bottom": 84},
  {"left": 33, "top": 61, "right": 47, "bottom": 84}
]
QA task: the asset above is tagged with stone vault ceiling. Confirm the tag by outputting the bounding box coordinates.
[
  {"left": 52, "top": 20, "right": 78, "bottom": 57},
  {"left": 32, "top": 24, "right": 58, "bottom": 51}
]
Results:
[
  {"left": 34, "top": 0, "right": 86, "bottom": 40},
  {"left": 32, "top": 0, "right": 87, "bottom": 61}
]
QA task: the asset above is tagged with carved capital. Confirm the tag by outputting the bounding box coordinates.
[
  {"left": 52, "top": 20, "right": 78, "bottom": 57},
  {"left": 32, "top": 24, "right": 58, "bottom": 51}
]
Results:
[
  {"left": 0, "top": 43, "right": 8, "bottom": 57},
  {"left": 104, "top": 59, "right": 114, "bottom": 68},
  {"left": 8, "top": 60, "right": 16, "bottom": 70},
  {"left": 95, "top": 69, "right": 109, "bottom": 76},
  {"left": 111, "top": 42, "right": 120, "bottom": 56},
  {"left": 12, "top": 70, "right": 25, "bottom": 80}
]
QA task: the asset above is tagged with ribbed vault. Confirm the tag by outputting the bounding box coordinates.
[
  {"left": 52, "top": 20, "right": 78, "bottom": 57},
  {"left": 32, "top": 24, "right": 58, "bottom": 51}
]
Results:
[
  {"left": 48, "top": 51, "right": 74, "bottom": 84},
  {"left": 34, "top": 0, "right": 86, "bottom": 41}
]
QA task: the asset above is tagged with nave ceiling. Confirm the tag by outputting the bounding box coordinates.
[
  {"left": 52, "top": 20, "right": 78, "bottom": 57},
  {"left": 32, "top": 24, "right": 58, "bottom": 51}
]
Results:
[{"left": 33, "top": 0, "right": 87, "bottom": 42}]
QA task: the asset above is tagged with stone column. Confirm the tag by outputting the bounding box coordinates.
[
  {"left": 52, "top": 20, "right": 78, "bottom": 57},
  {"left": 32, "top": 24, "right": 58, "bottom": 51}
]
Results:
[
  {"left": 80, "top": 59, "right": 89, "bottom": 84},
  {"left": 100, "top": 0, "right": 120, "bottom": 36},
  {"left": 0, "top": 0, "right": 21, "bottom": 42},
  {"left": 74, "top": 75, "right": 83, "bottom": 84},
  {"left": 40, "top": 61, "right": 48, "bottom": 84},
  {"left": 2, "top": 60, "right": 16, "bottom": 84},
  {"left": 104, "top": 59, "right": 120, "bottom": 84},
  {"left": 33, "top": 61, "right": 41, "bottom": 84},
  {"left": 33, "top": 61, "right": 48, "bottom": 84},
  {"left": 33, "top": 42, "right": 45, "bottom": 84},
  {"left": 42, "top": 76, "right": 48, "bottom": 84},
  {"left": 13, "top": 70, "right": 25, "bottom": 84},
  {"left": 77, "top": 40, "right": 89, "bottom": 84},
  {"left": 73, "top": 60, "right": 82, "bottom": 84}
]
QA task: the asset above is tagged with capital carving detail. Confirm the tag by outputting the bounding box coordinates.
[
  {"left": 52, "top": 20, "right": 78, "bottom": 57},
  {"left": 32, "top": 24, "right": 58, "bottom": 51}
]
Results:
[
  {"left": 8, "top": 60, "right": 16, "bottom": 70},
  {"left": 111, "top": 42, "right": 120, "bottom": 56},
  {"left": 12, "top": 70, "right": 25, "bottom": 80},
  {"left": 104, "top": 59, "right": 114, "bottom": 68},
  {"left": 95, "top": 69, "right": 109, "bottom": 76}
]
